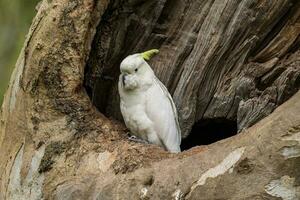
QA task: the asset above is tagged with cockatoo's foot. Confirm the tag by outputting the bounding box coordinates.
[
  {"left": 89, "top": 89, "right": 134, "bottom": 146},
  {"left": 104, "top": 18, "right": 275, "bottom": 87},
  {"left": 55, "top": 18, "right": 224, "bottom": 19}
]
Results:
[{"left": 128, "top": 135, "right": 149, "bottom": 144}]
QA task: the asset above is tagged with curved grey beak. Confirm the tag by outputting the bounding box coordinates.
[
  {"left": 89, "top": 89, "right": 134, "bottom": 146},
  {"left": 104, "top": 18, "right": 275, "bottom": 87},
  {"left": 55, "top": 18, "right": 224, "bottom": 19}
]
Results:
[{"left": 122, "top": 74, "right": 126, "bottom": 86}]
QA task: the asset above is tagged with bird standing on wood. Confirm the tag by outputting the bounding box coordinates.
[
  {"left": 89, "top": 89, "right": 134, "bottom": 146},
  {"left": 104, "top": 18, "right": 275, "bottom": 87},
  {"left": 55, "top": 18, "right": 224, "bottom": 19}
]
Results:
[{"left": 118, "top": 49, "right": 181, "bottom": 153}]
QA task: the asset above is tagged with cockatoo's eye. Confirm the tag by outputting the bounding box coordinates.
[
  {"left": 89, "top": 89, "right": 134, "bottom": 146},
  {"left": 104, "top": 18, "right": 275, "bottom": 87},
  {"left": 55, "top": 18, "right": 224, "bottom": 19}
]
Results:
[{"left": 135, "top": 68, "right": 138, "bottom": 72}]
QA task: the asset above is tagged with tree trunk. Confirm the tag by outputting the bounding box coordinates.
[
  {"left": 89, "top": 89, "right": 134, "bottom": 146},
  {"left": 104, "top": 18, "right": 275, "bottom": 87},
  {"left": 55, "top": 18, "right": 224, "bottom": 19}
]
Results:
[{"left": 0, "top": 0, "right": 299, "bottom": 199}]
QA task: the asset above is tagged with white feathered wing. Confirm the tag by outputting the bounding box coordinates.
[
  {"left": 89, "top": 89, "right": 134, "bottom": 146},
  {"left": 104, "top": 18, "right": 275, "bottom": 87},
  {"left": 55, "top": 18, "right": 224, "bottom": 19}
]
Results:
[{"left": 145, "top": 77, "right": 181, "bottom": 152}]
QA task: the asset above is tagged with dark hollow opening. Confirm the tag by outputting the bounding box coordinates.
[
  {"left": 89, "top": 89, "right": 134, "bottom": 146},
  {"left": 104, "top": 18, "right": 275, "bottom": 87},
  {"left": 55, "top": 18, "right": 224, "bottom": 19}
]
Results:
[{"left": 181, "top": 118, "right": 237, "bottom": 151}]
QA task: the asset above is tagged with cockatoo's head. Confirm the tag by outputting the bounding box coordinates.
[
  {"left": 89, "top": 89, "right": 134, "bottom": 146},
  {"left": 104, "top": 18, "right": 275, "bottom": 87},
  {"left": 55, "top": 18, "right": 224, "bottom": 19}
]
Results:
[{"left": 120, "top": 49, "right": 159, "bottom": 90}]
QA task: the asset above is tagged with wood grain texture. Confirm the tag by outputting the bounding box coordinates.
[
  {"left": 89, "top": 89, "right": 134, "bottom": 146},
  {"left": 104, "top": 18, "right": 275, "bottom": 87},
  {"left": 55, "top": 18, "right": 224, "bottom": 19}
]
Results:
[
  {"left": 86, "top": 0, "right": 300, "bottom": 136},
  {"left": 0, "top": 0, "right": 299, "bottom": 199}
]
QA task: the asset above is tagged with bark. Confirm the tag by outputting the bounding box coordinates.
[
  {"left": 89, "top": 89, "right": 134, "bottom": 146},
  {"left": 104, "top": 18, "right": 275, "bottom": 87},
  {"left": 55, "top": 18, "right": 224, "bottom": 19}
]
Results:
[
  {"left": 85, "top": 0, "right": 300, "bottom": 136},
  {"left": 0, "top": 0, "right": 299, "bottom": 199}
]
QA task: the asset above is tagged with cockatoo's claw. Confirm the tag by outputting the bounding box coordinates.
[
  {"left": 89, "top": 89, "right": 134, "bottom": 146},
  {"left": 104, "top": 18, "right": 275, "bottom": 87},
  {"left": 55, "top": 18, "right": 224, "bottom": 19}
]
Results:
[
  {"left": 126, "top": 132, "right": 131, "bottom": 136},
  {"left": 128, "top": 135, "right": 149, "bottom": 144}
]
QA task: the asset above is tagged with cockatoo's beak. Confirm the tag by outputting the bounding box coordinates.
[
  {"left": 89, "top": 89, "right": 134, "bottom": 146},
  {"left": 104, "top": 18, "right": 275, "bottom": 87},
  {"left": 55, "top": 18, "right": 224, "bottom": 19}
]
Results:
[{"left": 122, "top": 74, "right": 126, "bottom": 87}]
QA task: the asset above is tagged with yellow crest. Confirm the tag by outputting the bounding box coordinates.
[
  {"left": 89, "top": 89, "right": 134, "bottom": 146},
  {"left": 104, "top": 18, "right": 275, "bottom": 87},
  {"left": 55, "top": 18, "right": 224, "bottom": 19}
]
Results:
[{"left": 141, "top": 49, "right": 159, "bottom": 61}]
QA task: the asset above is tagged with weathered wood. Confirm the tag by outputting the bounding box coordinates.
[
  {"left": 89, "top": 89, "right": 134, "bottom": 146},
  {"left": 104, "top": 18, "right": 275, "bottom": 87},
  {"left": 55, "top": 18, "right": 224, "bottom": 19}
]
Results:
[
  {"left": 0, "top": 0, "right": 299, "bottom": 199},
  {"left": 86, "top": 0, "right": 300, "bottom": 136}
]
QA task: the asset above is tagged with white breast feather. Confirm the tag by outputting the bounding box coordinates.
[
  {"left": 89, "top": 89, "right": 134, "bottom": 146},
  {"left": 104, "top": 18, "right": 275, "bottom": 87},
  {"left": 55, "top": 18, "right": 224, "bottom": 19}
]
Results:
[{"left": 145, "top": 77, "right": 181, "bottom": 152}]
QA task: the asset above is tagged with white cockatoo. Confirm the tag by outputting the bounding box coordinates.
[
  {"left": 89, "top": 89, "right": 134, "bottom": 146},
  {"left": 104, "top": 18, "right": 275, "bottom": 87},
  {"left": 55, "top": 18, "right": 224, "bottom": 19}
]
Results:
[{"left": 118, "top": 49, "right": 181, "bottom": 153}]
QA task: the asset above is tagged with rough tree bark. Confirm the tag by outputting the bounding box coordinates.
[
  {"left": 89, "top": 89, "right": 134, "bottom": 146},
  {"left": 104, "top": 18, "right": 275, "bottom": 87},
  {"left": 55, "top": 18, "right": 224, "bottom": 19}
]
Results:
[
  {"left": 85, "top": 0, "right": 300, "bottom": 136},
  {"left": 0, "top": 0, "right": 299, "bottom": 199}
]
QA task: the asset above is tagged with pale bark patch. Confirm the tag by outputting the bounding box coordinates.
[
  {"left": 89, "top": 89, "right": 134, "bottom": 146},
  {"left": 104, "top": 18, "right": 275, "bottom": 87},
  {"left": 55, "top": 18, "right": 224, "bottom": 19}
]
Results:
[
  {"left": 265, "top": 175, "right": 300, "bottom": 200},
  {"left": 7, "top": 144, "right": 45, "bottom": 200},
  {"left": 282, "top": 132, "right": 300, "bottom": 144},
  {"left": 186, "top": 147, "right": 245, "bottom": 198},
  {"left": 140, "top": 187, "right": 148, "bottom": 199},
  {"left": 172, "top": 189, "right": 183, "bottom": 200},
  {"left": 9, "top": 55, "right": 24, "bottom": 112},
  {"left": 281, "top": 146, "right": 300, "bottom": 159},
  {"left": 281, "top": 132, "right": 300, "bottom": 159},
  {"left": 97, "top": 151, "right": 116, "bottom": 173}
]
